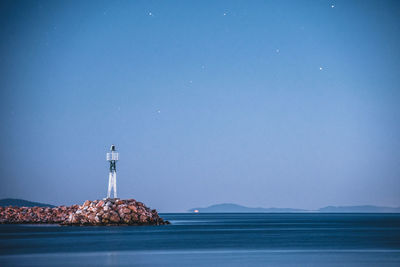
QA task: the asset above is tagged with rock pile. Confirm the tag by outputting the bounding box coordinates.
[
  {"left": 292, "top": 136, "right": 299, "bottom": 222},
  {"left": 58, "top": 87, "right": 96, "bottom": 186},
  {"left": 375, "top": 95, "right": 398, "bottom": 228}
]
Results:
[
  {"left": 63, "top": 199, "right": 169, "bottom": 226},
  {"left": 0, "top": 205, "right": 79, "bottom": 224},
  {"left": 0, "top": 199, "right": 169, "bottom": 226}
]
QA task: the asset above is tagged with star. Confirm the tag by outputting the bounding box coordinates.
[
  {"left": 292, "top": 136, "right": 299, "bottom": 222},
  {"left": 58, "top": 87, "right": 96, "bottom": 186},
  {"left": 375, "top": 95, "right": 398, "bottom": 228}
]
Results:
[
  {"left": 223, "top": 12, "right": 227, "bottom": 16},
  {"left": 319, "top": 67, "right": 323, "bottom": 71},
  {"left": 157, "top": 110, "right": 161, "bottom": 114},
  {"left": 331, "top": 5, "right": 335, "bottom": 8},
  {"left": 148, "top": 12, "right": 153, "bottom": 16}
]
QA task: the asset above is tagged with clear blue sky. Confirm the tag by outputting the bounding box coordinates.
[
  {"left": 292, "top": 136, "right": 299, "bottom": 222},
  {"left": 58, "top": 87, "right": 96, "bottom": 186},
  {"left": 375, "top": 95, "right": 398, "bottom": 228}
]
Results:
[{"left": 1, "top": 0, "right": 399, "bottom": 212}]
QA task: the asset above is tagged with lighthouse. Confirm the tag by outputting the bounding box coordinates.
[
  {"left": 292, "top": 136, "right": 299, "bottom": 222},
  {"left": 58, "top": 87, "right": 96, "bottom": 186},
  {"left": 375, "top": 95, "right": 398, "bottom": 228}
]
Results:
[{"left": 106, "top": 144, "right": 119, "bottom": 199}]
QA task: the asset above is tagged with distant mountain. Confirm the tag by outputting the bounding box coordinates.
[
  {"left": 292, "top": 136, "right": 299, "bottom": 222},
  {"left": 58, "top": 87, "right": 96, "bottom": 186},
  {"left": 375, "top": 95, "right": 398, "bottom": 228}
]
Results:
[
  {"left": 189, "top": 203, "right": 400, "bottom": 213},
  {"left": 189, "top": 203, "right": 306, "bottom": 213},
  {"left": 0, "top": 198, "right": 55, "bottom": 208},
  {"left": 318, "top": 205, "right": 400, "bottom": 213}
]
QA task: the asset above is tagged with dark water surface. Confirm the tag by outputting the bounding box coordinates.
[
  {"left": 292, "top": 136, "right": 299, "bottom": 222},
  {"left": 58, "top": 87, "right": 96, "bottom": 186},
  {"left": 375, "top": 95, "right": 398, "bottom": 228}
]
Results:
[{"left": 1, "top": 213, "right": 400, "bottom": 266}]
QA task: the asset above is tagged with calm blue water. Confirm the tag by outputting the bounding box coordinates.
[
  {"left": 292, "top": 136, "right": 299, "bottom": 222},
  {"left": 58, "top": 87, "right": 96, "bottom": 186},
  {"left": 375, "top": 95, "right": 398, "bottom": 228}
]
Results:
[{"left": 1, "top": 213, "right": 400, "bottom": 266}]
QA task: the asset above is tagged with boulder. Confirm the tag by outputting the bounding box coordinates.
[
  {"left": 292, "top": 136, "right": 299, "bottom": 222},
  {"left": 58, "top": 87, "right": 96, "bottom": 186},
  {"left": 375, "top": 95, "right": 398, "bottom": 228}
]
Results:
[
  {"left": 83, "top": 200, "right": 91, "bottom": 207},
  {"left": 128, "top": 205, "right": 137, "bottom": 213},
  {"left": 96, "top": 200, "right": 105, "bottom": 208},
  {"left": 109, "top": 213, "right": 120, "bottom": 223}
]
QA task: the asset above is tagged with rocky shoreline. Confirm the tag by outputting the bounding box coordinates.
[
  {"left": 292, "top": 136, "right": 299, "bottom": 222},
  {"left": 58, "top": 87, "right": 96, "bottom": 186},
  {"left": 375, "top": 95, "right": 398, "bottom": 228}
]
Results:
[{"left": 0, "top": 199, "right": 169, "bottom": 226}]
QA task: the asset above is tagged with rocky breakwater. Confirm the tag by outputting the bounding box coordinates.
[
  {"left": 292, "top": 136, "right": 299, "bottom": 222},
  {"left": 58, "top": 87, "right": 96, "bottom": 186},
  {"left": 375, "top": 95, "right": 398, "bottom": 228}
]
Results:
[
  {"left": 63, "top": 198, "right": 169, "bottom": 226},
  {"left": 0, "top": 205, "right": 79, "bottom": 224},
  {"left": 0, "top": 199, "right": 169, "bottom": 226}
]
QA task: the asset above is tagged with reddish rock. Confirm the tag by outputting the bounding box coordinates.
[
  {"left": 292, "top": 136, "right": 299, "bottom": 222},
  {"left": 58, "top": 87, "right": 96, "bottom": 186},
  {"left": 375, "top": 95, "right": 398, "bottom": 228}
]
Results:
[
  {"left": 122, "top": 214, "right": 131, "bottom": 223},
  {"left": 131, "top": 213, "right": 139, "bottom": 221},
  {"left": 120, "top": 207, "right": 131, "bottom": 214},
  {"left": 102, "top": 213, "right": 110, "bottom": 220},
  {"left": 109, "top": 213, "right": 120, "bottom": 223},
  {"left": 88, "top": 214, "right": 96, "bottom": 222},
  {"left": 96, "top": 200, "right": 105, "bottom": 208},
  {"left": 128, "top": 205, "right": 137, "bottom": 213},
  {"left": 139, "top": 215, "right": 148, "bottom": 223},
  {"left": 83, "top": 200, "right": 91, "bottom": 207}
]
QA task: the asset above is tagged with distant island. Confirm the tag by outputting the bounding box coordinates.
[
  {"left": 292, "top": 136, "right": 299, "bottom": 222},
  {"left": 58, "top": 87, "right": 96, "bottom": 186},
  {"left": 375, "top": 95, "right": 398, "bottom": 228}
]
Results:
[
  {"left": 189, "top": 203, "right": 306, "bottom": 213},
  {"left": 318, "top": 205, "right": 400, "bottom": 213},
  {"left": 0, "top": 198, "right": 55, "bottom": 208},
  {"left": 189, "top": 203, "right": 400, "bottom": 213}
]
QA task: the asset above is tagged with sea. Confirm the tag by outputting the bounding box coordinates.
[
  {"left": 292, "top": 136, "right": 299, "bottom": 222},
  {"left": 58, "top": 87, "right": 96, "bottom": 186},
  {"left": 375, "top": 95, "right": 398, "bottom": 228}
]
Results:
[{"left": 1, "top": 213, "right": 400, "bottom": 266}]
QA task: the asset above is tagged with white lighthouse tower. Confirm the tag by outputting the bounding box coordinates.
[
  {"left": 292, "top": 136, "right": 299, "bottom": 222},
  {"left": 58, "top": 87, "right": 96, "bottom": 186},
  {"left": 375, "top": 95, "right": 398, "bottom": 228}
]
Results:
[{"left": 106, "top": 144, "right": 119, "bottom": 199}]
